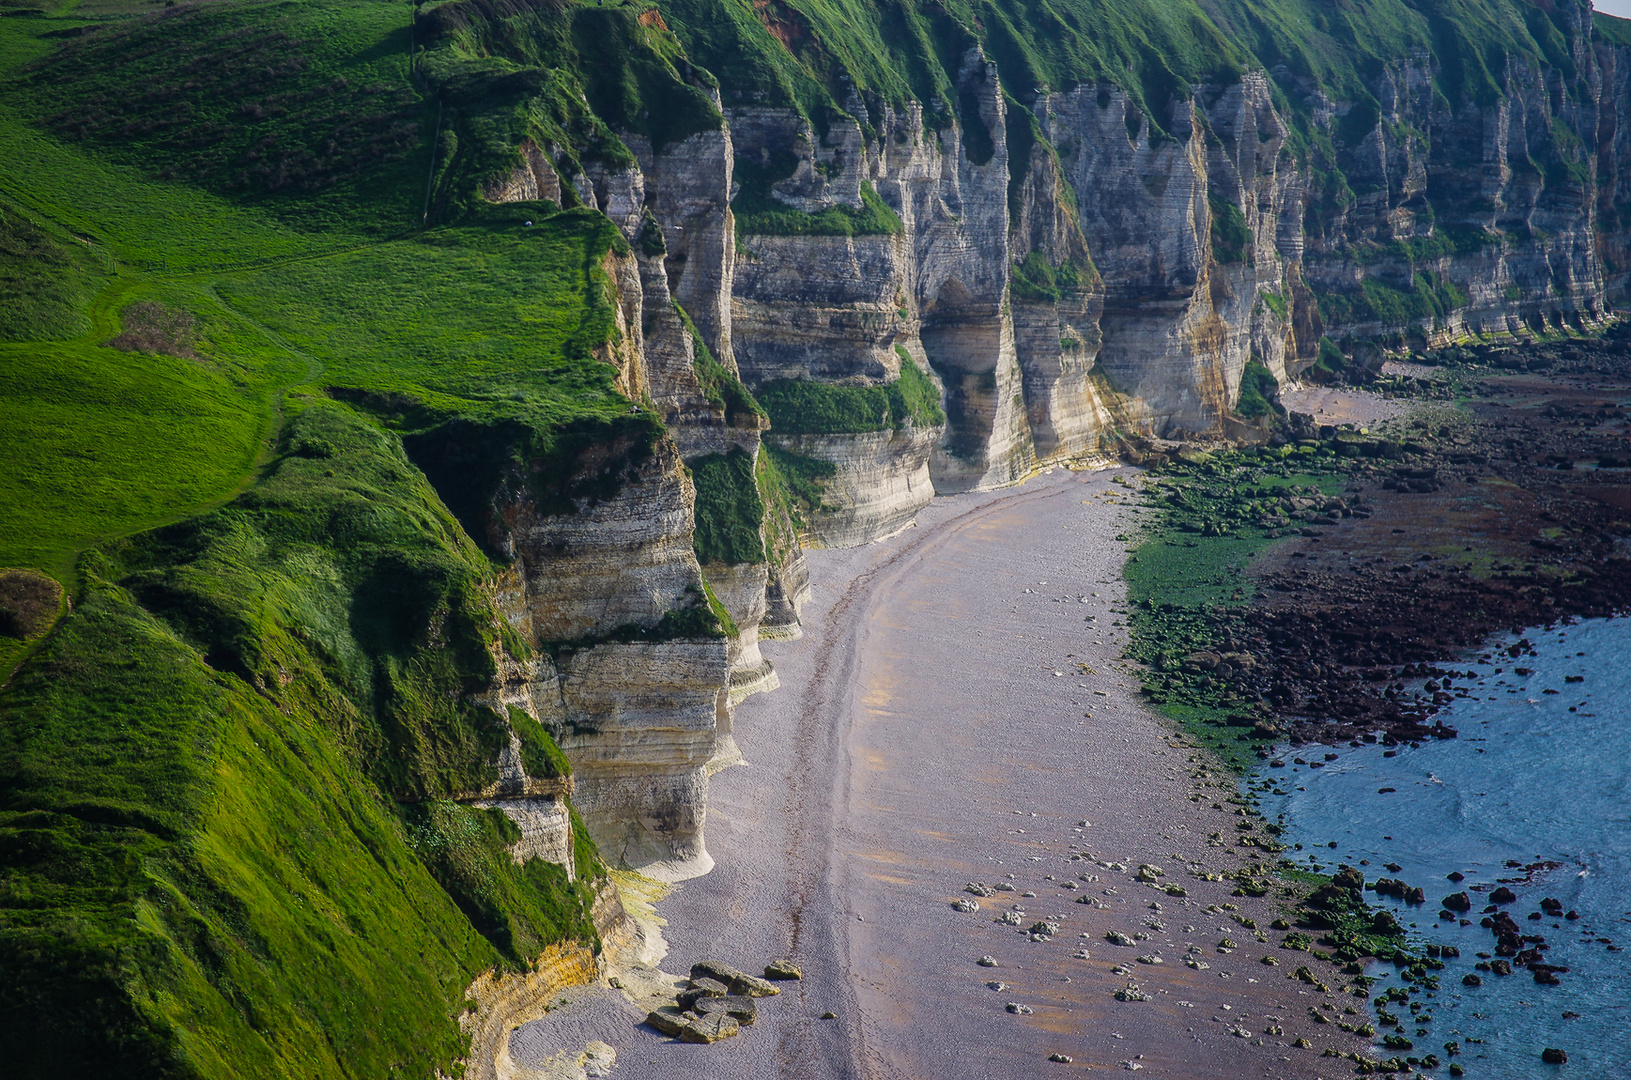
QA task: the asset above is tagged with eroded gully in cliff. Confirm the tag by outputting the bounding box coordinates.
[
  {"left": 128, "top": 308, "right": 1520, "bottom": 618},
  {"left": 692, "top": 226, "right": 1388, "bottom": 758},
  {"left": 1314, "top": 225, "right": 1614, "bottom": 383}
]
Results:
[{"left": 517, "top": 467, "right": 1367, "bottom": 1080}]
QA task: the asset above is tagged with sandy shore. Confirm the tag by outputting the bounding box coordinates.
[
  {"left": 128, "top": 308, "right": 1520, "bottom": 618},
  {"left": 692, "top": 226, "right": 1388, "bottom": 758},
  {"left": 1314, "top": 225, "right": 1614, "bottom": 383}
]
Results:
[
  {"left": 1279, "top": 382, "right": 1413, "bottom": 427},
  {"left": 509, "top": 468, "right": 1370, "bottom": 1079}
]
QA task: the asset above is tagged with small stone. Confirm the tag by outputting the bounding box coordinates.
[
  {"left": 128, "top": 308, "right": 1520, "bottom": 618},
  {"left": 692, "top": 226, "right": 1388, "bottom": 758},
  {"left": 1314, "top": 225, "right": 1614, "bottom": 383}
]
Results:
[
  {"left": 764, "top": 960, "right": 802, "bottom": 981},
  {"left": 1463, "top": 974, "right": 1483, "bottom": 987},
  {"left": 1541, "top": 1048, "right": 1568, "bottom": 1065},
  {"left": 999, "top": 911, "right": 1024, "bottom": 926},
  {"left": 1260, "top": 956, "right": 1279, "bottom": 966},
  {"left": 1184, "top": 958, "right": 1210, "bottom": 970},
  {"left": 953, "top": 898, "right": 980, "bottom": 913},
  {"left": 1294, "top": 1038, "right": 1312, "bottom": 1049},
  {"left": 987, "top": 981, "right": 1008, "bottom": 991},
  {"left": 978, "top": 956, "right": 999, "bottom": 967},
  {"left": 1049, "top": 1053, "right": 1074, "bottom": 1063},
  {"left": 1006, "top": 1002, "right": 1034, "bottom": 1015},
  {"left": 1491, "top": 886, "right": 1518, "bottom": 905},
  {"left": 965, "top": 882, "right": 995, "bottom": 897},
  {"left": 1029, "top": 921, "right": 1060, "bottom": 937},
  {"left": 1136, "top": 954, "right": 1163, "bottom": 965},
  {"left": 1106, "top": 931, "right": 1136, "bottom": 946},
  {"left": 1114, "top": 986, "right": 1152, "bottom": 1002},
  {"left": 680, "top": 1012, "right": 739, "bottom": 1043},
  {"left": 820, "top": 1011, "right": 838, "bottom": 1020}
]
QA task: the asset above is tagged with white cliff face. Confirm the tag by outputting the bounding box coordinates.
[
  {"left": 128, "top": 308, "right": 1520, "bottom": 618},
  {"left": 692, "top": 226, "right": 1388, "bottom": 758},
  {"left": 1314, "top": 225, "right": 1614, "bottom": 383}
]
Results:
[
  {"left": 768, "top": 426, "right": 940, "bottom": 548},
  {"left": 731, "top": 231, "right": 914, "bottom": 384},
  {"left": 704, "top": 560, "right": 778, "bottom": 706},
  {"left": 459, "top": 11, "right": 1631, "bottom": 891},
  {"left": 551, "top": 638, "right": 730, "bottom": 878},
  {"left": 635, "top": 129, "right": 739, "bottom": 369}
]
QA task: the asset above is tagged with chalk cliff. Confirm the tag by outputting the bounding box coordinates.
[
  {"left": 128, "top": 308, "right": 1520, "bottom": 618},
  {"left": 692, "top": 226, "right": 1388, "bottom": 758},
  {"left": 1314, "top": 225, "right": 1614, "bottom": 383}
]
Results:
[{"left": 436, "top": 0, "right": 1631, "bottom": 880}]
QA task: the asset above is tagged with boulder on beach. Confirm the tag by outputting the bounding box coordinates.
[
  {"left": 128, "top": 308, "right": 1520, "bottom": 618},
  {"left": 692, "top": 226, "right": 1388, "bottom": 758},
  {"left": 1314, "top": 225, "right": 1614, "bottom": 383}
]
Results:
[
  {"left": 691, "top": 961, "right": 780, "bottom": 997},
  {"left": 680, "top": 1012, "right": 740, "bottom": 1044},
  {"left": 1491, "top": 886, "right": 1518, "bottom": 904},
  {"left": 695, "top": 995, "right": 757, "bottom": 1024},
  {"left": 764, "top": 960, "right": 802, "bottom": 981},
  {"left": 1330, "top": 867, "right": 1370, "bottom": 894},
  {"left": 678, "top": 978, "right": 730, "bottom": 1009},
  {"left": 645, "top": 1009, "right": 691, "bottom": 1037},
  {"left": 1443, "top": 891, "right": 1472, "bottom": 912},
  {"left": 1542, "top": 1048, "right": 1568, "bottom": 1065}
]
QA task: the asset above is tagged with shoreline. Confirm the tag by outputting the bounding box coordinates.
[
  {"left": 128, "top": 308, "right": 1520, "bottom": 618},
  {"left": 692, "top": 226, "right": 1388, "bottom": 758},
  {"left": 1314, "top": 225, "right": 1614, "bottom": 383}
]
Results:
[
  {"left": 503, "top": 335, "right": 1631, "bottom": 1079},
  {"left": 508, "top": 468, "right": 1371, "bottom": 1078}
]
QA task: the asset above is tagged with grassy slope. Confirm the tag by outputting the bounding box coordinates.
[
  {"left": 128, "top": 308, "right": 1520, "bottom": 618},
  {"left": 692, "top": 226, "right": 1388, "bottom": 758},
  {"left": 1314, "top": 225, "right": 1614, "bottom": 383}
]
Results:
[
  {"left": 1, "top": 403, "right": 601, "bottom": 1079},
  {"left": 0, "top": 5, "right": 635, "bottom": 1076},
  {"left": 659, "top": 0, "right": 1591, "bottom": 139}
]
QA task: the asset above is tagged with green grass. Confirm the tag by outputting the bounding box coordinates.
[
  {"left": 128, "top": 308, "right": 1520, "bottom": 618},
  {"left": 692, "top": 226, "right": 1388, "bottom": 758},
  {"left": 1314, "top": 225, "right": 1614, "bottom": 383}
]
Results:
[
  {"left": 0, "top": 8, "right": 643, "bottom": 1072},
  {"left": 0, "top": 280, "right": 294, "bottom": 582},
  {"left": 1009, "top": 249, "right": 1093, "bottom": 303},
  {"left": 1209, "top": 190, "right": 1251, "bottom": 265},
  {"left": 677, "top": 301, "right": 764, "bottom": 426},
  {"left": 0, "top": 403, "right": 610, "bottom": 1078},
  {"left": 689, "top": 447, "right": 767, "bottom": 566},
  {"left": 756, "top": 357, "right": 944, "bottom": 435},
  {"left": 15, "top": 0, "right": 431, "bottom": 235},
  {"left": 1235, "top": 361, "right": 1280, "bottom": 420},
  {"left": 733, "top": 156, "right": 903, "bottom": 237},
  {"left": 762, "top": 442, "right": 838, "bottom": 519},
  {"left": 0, "top": 201, "right": 94, "bottom": 341}
]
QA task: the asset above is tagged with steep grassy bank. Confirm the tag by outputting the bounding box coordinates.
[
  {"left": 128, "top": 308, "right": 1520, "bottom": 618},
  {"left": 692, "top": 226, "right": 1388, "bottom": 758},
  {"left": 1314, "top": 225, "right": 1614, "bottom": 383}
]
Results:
[
  {"left": 0, "top": 7, "right": 646, "bottom": 1075},
  {"left": 0, "top": 404, "right": 605, "bottom": 1078}
]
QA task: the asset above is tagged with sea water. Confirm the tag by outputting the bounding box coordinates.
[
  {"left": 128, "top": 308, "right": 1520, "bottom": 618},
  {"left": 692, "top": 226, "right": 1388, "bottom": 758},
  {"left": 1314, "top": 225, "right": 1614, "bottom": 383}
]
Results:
[{"left": 1249, "top": 617, "right": 1631, "bottom": 1077}]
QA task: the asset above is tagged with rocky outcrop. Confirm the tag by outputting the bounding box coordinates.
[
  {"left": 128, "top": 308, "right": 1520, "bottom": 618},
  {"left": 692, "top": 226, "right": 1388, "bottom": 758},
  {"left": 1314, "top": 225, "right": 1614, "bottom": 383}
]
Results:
[
  {"left": 705, "top": 560, "right": 778, "bottom": 707},
  {"left": 482, "top": 436, "right": 732, "bottom": 876},
  {"left": 461, "top": 942, "right": 602, "bottom": 1080},
  {"left": 768, "top": 426, "right": 940, "bottom": 548}
]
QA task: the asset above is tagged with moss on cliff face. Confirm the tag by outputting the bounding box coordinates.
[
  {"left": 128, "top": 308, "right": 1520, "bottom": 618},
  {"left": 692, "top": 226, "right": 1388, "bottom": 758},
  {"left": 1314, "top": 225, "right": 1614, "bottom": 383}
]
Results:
[
  {"left": 756, "top": 359, "right": 944, "bottom": 435},
  {"left": 690, "top": 447, "right": 768, "bottom": 567}
]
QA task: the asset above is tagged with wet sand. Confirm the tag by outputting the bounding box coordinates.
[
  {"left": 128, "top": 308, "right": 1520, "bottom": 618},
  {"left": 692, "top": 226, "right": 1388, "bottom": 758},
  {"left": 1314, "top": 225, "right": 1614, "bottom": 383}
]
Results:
[
  {"left": 1280, "top": 382, "right": 1412, "bottom": 427},
  {"left": 515, "top": 468, "right": 1368, "bottom": 1079}
]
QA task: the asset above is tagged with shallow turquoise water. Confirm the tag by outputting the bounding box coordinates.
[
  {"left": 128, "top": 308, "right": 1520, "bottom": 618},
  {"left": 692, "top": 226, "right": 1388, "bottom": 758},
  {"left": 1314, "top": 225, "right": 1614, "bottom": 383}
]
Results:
[{"left": 1251, "top": 617, "right": 1631, "bottom": 1077}]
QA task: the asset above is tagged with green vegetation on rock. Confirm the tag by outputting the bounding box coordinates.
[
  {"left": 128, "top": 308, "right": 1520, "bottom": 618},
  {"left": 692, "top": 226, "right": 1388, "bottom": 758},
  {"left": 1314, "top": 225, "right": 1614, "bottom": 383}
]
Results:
[
  {"left": 677, "top": 301, "right": 765, "bottom": 427},
  {"left": 690, "top": 447, "right": 768, "bottom": 566},
  {"left": 1209, "top": 190, "right": 1251, "bottom": 265},
  {"left": 762, "top": 442, "right": 839, "bottom": 520},
  {"left": 757, "top": 358, "right": 943, "bottom": 435},
  {"left": 1125, "top": 448, "right": 1349, "bottom": 770},
  {"left": 1235, "top": 361, "right": 1281, "bottom": 420},
  {"left": 734, "top": 156, "right": 902, "bottom": 237},
  {"left": 1009, "top": 249, "right": 1093, "bottom": 303}
]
